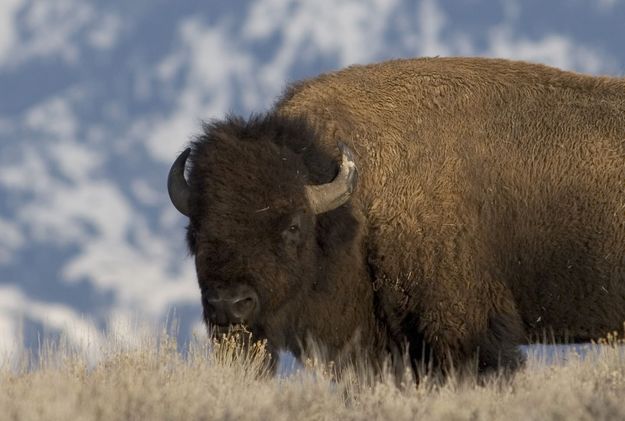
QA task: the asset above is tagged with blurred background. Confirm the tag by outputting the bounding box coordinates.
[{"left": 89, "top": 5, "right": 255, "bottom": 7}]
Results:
[{"left": 1, "top": 0, "right": 625, "bottom": 360}]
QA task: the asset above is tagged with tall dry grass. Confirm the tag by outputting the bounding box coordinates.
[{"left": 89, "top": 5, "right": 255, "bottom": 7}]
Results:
[{"left": 1, "top": 326, "right": 624, "bottom": 421}]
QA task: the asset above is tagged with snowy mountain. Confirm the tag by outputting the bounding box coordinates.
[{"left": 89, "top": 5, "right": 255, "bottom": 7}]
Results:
[{"left": 1, "top": 0, "right": 624, "bottom": 359}]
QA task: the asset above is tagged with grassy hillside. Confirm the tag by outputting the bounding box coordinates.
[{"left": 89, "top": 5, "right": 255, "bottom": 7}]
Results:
[{"left": 1, "top": 328, "right": 624, "bottom": 421}]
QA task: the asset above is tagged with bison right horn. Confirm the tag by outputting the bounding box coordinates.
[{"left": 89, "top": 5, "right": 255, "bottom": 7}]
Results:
[
  {"left": 167, "top": 148, "right": 191, "bottom": 217},
  {"left": 305, "top": 142, "right": 358, "bottom": 214}
]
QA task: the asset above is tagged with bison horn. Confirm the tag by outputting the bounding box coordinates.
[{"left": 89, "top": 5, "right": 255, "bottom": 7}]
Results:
[
  {"left": 305, "top": 142, "right": 358, "bottom": 214},
  {"left": 167, "top": 148, "right": 191, "bottom": 217}
]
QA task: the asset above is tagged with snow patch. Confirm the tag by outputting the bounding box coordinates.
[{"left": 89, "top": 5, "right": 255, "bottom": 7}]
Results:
[
  {"left": 0, "top": 0, "right": 123, "bottom": 69},
  {"left": 87, "top": 13, "right": 123, "bottom": 50},
  {"left": 485, "top": 27, "right": 615, "bottom": 74},
  {"left": 0, "top": 217, "right": 24, "bottom": 265},
  {"left": 416, "top": 0, "right": 451, "bottom": 57},
  {"left": 0, "top": 0, "right": 24, "bottom": 67},
  {"left": 0, "top": 285, "right": 105, "bottom": 362},
  {"left": 25, "top": 95, "right": 79, "bottom": 140},
  {"left": 146, "top": 19, "right": 257, "bottom": 163}
]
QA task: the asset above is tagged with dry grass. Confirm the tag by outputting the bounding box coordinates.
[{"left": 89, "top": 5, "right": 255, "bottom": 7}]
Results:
[{"left": 1, "top": 327, "right": 624, "bottom": 421}]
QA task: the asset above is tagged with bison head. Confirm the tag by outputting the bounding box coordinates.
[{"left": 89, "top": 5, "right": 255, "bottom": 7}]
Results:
[{"left": 167, "top": 116, "right": 358, "bottom": 349}]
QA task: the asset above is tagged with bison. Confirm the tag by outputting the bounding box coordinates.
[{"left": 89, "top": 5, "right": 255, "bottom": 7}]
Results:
[{"left": 167, "top": 57, "right": 625, "bottom": 375}]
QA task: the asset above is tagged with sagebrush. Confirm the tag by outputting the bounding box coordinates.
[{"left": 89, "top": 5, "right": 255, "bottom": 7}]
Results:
[{"left": 1, "top": 327, "right": 624, "bottom": 421}]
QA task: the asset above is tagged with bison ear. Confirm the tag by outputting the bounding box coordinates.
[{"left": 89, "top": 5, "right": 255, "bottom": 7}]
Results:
[
  {"left": 304, "top": 142, "right": 358, "bottom": 214},
  {"left": 168, "top": 148, "right": 192, "bottom": 217}
]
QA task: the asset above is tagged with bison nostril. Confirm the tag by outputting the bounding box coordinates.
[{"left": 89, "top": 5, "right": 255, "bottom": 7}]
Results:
[
  {"left": 203, "top": 301, "right": 219, "bottom": 323},
  {"left": 231, "top": 296, "right": 256, "bottom": 318},
  {"left": 203, "top": 287, "right": 259, "bottom": 325}
]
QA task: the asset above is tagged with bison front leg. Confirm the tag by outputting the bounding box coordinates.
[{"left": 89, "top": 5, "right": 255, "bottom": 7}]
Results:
[
  {"left": 369, "top": 227, "right": 527, "bottom": 377},
  {"left": 474, "top": 309, "right": 526, "bottom": 374},
  {"left": 417, "top": 290, "right": 526, "bottom": 376}
]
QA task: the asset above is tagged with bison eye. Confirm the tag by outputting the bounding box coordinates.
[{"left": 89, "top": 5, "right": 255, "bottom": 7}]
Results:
[{"left": 281, "top": 214, "right": 303, "bottom": 253}]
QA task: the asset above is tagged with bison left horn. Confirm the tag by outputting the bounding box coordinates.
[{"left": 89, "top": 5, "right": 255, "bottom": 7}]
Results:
[
  {"left": 305, "top": 142, "right": 358, "bottom": 214},
  {"left": 167, "top": 148, "right": 191, "bottom": 217}
]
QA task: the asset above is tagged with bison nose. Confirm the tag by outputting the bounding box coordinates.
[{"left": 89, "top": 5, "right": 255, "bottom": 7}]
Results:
[{"left": 204, "top": 287, "right": 259, "bottom": 325}]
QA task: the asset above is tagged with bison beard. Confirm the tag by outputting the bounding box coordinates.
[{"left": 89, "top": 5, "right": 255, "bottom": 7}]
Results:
[{"left": 168, "top": 57, "right": 625, "bottom": 378}]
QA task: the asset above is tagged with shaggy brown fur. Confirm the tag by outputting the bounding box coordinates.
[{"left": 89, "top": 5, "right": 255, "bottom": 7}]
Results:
[{"left": 181, "top": 57, "right": 625, "bottom": 375}]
